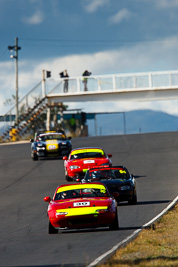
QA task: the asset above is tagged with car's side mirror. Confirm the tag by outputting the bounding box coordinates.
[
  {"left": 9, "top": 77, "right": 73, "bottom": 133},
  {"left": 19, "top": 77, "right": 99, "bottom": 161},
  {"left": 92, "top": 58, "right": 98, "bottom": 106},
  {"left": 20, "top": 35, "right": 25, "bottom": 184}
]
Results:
[
  {"left": 30, "top": 139, "right": 34, "bottom": 142},
  {"left": 63, "top": 156, "right": 68, "bottom": 160},
  {"left": 68, "top": 136, "right": 72, "bottom": 140},
  {"left": 44, "top": 196, "right": 51, "bottom": 203},
  {"left": 108, "top": 154, "right": 112, "bottom": 158}
]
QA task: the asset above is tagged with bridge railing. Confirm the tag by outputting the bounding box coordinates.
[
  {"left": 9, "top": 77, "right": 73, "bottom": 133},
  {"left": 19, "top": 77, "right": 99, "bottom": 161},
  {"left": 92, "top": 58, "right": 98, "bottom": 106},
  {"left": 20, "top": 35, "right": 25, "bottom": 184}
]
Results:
[
  {"left": 47, "top": 70, "right": 178, "bottom": 94},
  {"left": 1, "top": 70, "right": 178, "bottom": 135}
]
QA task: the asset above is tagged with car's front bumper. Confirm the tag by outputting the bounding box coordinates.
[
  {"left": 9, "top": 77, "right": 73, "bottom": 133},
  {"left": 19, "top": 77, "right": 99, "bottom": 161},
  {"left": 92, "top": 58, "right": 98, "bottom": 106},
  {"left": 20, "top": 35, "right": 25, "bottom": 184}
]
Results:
[{"left": 35, "top": 147, "right": 71, "bottom": 157}]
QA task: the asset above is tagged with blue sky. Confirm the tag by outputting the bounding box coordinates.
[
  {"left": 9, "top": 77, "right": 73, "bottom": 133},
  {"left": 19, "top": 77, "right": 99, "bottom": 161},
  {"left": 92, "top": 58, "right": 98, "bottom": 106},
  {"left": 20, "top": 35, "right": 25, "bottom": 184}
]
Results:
[{"left": 1, "top": 0, "right": 178, "bottom": 115}]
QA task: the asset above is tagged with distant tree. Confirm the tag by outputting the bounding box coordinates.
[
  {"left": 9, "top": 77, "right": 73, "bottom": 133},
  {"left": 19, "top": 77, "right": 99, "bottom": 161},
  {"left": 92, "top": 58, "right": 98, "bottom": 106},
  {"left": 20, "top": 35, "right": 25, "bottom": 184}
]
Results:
[{"left": 3, "top": 95, "right": 16, "bottom": 106}]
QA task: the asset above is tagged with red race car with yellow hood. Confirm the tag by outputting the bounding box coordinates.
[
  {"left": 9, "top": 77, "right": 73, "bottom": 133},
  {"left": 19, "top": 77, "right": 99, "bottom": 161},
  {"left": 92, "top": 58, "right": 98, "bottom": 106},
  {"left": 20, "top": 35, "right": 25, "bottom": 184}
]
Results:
[
  {"left": 63, "top": 147, "right": 112, "bottom": 181},
  {"left": 44, "top": 182, "right": 119, "bottom": 233}
]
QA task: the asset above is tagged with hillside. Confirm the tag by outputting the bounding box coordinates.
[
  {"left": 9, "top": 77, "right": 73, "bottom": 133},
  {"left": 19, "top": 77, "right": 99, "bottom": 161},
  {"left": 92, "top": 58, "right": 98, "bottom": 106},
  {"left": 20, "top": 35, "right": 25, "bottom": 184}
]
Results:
[{"left": 87, "top": 110, "right": 178, "bottom": 136}]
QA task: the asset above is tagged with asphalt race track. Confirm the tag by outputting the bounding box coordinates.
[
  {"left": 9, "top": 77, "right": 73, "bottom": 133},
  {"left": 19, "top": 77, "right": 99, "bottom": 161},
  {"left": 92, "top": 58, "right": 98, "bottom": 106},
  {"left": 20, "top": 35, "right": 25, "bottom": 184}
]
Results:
[{"left": 0, "top": 132, "right": 178, "bottom": 267}]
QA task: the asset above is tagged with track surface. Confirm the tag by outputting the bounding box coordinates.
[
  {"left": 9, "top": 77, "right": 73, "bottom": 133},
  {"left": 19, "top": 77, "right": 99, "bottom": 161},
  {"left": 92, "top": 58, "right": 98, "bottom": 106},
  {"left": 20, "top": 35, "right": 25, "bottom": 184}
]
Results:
[{"left": 0, "top": 132, "right": 178, "bottom": 267}]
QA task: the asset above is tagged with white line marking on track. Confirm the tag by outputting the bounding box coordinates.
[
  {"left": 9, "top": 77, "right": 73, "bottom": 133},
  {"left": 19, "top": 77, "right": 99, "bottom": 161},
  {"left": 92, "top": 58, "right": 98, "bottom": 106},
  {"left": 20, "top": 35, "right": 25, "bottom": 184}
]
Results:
[{"left": 87, "top": 196, "right": 178, "bottom": 267}]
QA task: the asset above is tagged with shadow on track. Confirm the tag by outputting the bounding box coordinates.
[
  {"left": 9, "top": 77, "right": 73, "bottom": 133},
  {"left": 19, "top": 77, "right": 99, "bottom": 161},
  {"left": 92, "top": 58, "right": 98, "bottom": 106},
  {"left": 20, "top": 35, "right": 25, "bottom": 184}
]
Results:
[
  {"left": 58, "top": 227, "right": 114, "bottom": 235},
  {"left": 118, "top": 200, "right": 170, "bottom": 206}
]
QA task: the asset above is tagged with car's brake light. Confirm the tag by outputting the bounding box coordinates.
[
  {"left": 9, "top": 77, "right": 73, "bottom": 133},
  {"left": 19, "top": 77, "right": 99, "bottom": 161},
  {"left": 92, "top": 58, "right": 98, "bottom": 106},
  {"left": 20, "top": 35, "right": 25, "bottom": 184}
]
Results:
[{"left": 96, "top": 209, "right": 108, "bottom": 213}]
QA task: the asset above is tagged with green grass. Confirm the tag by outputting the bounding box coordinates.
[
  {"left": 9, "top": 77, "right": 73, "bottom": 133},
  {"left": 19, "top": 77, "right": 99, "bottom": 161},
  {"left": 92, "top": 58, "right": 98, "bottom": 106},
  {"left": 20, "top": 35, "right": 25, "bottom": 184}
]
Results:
[{"left": 98, "top": 204, "right": 178, "bottom": 267}]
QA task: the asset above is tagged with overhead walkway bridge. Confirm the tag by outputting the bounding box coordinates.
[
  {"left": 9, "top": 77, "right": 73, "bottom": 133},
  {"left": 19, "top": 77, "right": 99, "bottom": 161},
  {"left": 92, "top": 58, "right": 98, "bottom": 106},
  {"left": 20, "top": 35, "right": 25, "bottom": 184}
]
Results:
[{"left": 1, "top": 70, "right": 178, "bottom": 139}]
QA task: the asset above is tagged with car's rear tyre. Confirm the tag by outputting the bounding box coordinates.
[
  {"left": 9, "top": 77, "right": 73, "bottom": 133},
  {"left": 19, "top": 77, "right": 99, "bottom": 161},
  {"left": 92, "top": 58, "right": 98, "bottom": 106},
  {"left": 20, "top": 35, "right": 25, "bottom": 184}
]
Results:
[
  {"left": 65, "top": 170, "right": 73, "bottom": 181},
  {"left": 65, "top": 175, "right": 73, "bottom": 182},
  {"left": 109, "top": 211, "right": 119, "bottom": 230},
  {"left": 48, "top": 221, "right": 58, "bottom": 234},
  {"left": 128, "top": 192, "right": 137, "bottom": 205},
  {"left": 32, "top": 152, "right": 38, "bottom": 161}
]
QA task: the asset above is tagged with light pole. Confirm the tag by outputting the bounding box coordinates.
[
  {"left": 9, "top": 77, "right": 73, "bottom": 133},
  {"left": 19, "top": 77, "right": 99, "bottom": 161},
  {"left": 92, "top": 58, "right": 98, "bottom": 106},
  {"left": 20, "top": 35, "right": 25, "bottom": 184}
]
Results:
[{"left": 8, "top": 37, "right": 21, "bottom": 126}]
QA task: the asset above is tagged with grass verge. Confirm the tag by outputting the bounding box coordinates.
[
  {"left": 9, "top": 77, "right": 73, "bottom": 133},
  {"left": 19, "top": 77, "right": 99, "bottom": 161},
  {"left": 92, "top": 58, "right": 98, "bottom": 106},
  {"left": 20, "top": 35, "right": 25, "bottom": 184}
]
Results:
[{"left": 98, "top": 203, "right": 178, "bottom": 267}]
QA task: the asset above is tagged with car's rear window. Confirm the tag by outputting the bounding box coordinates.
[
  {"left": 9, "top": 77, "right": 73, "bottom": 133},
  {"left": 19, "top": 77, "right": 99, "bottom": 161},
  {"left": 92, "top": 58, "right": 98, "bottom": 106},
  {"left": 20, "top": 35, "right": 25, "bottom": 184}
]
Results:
[
  {"left": 71, "top": 151, "right": 104, "bottom": 160},
  {"left": 85, "top": 169, "right": 130, "bottom": 181},
  {"left": 54, "top": 187, "right": 108, "bottom": 200}
]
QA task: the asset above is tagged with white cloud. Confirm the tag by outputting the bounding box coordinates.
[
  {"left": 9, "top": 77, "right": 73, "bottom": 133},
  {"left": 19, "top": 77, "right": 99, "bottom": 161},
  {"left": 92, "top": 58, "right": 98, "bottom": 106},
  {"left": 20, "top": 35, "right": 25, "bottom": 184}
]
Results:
[
  {"left": 156, "top": 0, "right": 178, "bottom": 8},
  {"left": 23, "top": 10, "right": 45, "bottom": 25},
  {"left": 109, "top": 8, "right": 134, "bottom": 24},
  {"left": 83, "top": 0, "right": 109, "bottom": 13}
]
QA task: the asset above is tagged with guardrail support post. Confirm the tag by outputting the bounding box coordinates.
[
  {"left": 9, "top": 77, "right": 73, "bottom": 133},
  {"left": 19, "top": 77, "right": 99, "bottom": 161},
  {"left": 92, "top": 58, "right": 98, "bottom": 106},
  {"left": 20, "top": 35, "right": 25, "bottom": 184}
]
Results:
[
  {"left": 113, "top": 75, "right": 116, "bottom": 90},
  {"left": 149, "top": 73, "right": 152, "bottom": 87},
  {"left": 77, "top": 78, "right": 81, "bottom": 92}
]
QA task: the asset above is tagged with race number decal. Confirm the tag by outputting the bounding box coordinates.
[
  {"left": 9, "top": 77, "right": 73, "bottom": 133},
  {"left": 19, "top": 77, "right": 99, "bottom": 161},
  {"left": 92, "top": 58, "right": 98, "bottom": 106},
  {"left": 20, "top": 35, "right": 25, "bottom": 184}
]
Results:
[
  {"left": 83, "top": 160, "right": 95, "bottom": 164},
  {"left": 73, "top": 202, "right": 90, "bottom": 207},
  {"left": 48, "top": 145, "right": 57, "bottom": 150},
  {"left": 119, "top": 170, "right": 126, "bottom": 174}
]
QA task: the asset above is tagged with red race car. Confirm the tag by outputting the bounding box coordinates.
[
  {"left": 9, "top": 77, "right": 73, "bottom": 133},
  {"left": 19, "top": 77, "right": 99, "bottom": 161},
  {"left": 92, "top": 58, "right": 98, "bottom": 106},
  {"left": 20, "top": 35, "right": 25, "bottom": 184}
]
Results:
[
  {"left": 63, "top": 147, "right": 112, "bottom": 181},
  {"left": 44, "top": 182, "right": 119, "bottom": 234}
]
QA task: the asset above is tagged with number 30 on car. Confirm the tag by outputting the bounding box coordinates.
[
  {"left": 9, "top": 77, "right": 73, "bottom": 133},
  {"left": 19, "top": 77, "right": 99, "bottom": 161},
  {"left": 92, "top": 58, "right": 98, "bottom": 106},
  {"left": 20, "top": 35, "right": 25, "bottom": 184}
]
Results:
[{"left": 44, "top": 182, "right": 119, "bottom": 234}]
